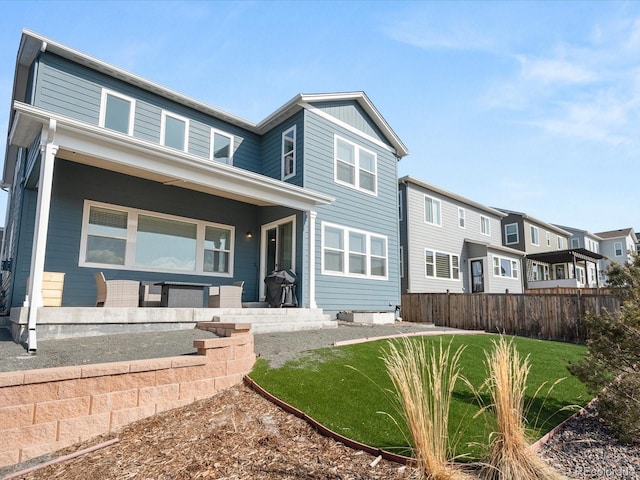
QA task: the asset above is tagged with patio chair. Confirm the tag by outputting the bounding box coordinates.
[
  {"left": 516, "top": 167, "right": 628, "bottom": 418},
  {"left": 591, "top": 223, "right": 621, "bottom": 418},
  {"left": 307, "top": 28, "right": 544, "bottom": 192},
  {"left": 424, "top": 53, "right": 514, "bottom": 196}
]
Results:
[
  {"left": 94, "top": 272, "right": 139, "bottom": 307},
  {"left": 208, "top": 283, "right": 243, "bottom": 308},
  {"left": 139, "top": 281, "right": 162, "bottom": 307}
]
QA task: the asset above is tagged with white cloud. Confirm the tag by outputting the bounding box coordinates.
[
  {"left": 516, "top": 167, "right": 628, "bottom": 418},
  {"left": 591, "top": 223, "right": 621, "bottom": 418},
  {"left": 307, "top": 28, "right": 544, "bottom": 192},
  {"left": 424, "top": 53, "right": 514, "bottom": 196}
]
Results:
[{"left": 517, "top": 56, "right": 596, "bottom": 85}]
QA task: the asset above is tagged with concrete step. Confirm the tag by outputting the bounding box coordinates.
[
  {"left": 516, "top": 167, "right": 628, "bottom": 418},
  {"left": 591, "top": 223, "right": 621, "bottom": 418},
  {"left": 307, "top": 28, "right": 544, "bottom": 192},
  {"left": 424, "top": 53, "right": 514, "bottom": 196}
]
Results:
[
  {"left": 213, "top": 313, "right": 331, "bottom": 324},
  {"left": 250, "top": 320, "right": 338, "bottom": 334}
]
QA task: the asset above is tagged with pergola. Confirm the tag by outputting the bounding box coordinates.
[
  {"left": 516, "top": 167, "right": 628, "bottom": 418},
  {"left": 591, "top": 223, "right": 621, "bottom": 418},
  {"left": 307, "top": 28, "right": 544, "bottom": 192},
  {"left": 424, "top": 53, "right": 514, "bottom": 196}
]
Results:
[{"left": 526, "top": 248, "right": 604, "bottom": 286}]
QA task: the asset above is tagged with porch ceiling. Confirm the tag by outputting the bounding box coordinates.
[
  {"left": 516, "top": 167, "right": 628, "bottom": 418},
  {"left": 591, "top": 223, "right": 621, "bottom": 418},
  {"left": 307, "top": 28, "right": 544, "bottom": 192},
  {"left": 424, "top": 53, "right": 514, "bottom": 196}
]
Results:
[
  {"left": 9, "top": 102, "right": 334, "bottom": 210},
  {"left": 526, "top": 248, "right": 604, "bottom": 265}
]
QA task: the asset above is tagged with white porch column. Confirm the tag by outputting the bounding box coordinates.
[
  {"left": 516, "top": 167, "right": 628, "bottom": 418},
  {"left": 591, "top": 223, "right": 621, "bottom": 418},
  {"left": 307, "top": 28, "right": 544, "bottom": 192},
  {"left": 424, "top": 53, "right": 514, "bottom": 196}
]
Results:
[
  {"left": 307, "top": 210, "right": 317, "bottom": 309},
  {"left": 26, "top": 120, "right": 58, "bottom": 352}
]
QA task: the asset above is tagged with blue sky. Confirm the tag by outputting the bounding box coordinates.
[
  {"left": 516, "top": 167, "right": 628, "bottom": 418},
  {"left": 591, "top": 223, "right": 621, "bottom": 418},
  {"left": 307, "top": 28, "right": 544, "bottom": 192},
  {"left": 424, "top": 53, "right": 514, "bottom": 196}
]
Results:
[{"left": 0, "top": 1, "right": 638, "bottom": 233}]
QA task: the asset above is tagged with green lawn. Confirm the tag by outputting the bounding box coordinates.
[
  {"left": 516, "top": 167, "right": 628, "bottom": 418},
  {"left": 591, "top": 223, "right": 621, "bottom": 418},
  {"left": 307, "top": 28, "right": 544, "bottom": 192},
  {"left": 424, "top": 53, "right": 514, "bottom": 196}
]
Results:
[{"left": 249, "top": 334, "right": 589, "bottom": 461}]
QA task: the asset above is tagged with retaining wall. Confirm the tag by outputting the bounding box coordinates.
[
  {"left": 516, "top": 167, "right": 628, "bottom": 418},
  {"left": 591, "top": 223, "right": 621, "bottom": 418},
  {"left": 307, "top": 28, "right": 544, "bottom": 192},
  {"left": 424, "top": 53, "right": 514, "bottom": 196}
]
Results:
[{"left": 0, "top": 330, "right": 255, "bottom": 468}]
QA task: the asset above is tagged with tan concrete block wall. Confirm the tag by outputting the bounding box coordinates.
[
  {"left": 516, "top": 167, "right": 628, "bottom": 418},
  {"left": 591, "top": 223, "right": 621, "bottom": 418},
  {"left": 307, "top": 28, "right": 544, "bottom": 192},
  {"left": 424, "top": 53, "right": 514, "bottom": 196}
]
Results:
[{"left": 0, "top": 332, "right": 254, "bottom": 468}]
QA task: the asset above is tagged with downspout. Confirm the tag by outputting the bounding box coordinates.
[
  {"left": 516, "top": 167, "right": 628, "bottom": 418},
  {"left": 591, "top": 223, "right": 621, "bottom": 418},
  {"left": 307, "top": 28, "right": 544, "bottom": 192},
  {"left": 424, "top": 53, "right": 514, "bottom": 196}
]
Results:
[{"left": 25, "top": 119, "right": 57, "bottom": 353}]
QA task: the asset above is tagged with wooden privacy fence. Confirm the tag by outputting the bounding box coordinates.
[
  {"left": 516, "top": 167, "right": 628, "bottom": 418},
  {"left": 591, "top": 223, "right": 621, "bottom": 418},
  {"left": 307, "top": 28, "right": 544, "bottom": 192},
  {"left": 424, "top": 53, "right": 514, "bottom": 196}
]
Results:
[{"left": 401, "top": 292, "right": 621, "bottom": 344}]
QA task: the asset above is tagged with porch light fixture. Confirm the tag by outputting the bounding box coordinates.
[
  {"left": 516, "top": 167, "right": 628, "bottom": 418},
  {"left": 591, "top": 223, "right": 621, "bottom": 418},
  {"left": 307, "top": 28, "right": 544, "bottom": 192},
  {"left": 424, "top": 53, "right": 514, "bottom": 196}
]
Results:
[{"left": 246, "top": 231, "right": 253, "bottom": 239}]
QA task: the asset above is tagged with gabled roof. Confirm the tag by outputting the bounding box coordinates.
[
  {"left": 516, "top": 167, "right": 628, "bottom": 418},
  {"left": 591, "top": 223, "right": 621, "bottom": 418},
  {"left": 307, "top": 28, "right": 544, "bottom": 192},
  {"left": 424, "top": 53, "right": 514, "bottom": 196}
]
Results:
[
  {"left": 494, "top": 208, "right": 571, "bottom": 236},
  {"left": 552, "top": 224, "right": 603, "bottom": 241},
  {"left": 12, "top": 30, "right": 408, "bottom": 157},
  {"left": 400, "top": 176, "right": 506, "bottom": 218},
  {"left": 594, "top": 228, "right": 637, "bottom": 240}
]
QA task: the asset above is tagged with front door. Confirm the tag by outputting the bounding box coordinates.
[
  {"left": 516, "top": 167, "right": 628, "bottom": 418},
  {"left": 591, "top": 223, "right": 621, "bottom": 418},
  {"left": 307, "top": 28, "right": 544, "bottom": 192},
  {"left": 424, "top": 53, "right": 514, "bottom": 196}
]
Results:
[
  {"left": 471, "top": 260, "right": 484, "bottom": 293},
  {"left": 260, "top": 215, "right": 296, "bottom": 299}
]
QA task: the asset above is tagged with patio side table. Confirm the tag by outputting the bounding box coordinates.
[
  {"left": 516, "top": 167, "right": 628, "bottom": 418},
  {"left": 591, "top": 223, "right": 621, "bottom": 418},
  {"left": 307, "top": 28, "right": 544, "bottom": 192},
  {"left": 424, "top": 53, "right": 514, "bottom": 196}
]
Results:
[{"left": 154, "top": 281, "right": 211, "bottom": 308}]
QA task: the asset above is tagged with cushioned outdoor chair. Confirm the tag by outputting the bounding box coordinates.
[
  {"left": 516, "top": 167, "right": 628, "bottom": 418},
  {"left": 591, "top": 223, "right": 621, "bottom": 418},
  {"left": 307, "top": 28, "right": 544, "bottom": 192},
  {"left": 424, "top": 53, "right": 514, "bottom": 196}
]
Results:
[
  {"left": 208, "top": 282, "right": 243, "bottom": 308},
  {"left": 94, "top": 272, "right": 139, "bottom": 307}
]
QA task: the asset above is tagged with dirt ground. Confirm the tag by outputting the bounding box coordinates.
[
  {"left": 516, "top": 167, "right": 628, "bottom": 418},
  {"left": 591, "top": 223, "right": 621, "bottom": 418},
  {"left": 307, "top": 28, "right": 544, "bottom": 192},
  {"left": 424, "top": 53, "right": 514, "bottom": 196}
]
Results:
[{"left": 6, "top": 383, "right": 419, "bottom": 480}]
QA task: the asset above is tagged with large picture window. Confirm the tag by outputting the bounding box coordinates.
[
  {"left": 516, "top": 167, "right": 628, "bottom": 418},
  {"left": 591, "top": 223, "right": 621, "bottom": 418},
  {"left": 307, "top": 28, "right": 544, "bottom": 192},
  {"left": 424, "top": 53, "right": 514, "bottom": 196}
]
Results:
[
  {"left": 334, "top": 136, "right": 377, "bottom": 194},
  {"left": 80, "top": 201, "right": 234, "bottom": 276},
  {"left": 99, "top": 89, "right": 135, "bottom": 135},
  {"left": 322, "top": 223, "right": 387, "bottom": 279},
  {"left": 493, "top": 256, "right": 519, "bottom": 278}
]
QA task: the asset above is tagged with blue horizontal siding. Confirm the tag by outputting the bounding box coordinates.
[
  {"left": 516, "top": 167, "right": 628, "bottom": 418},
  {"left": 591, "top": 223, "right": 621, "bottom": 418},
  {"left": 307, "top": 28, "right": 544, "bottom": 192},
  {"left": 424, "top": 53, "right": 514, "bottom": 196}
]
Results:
[{"left": 310, "top": 100, "right": 387, "bottom": 144}]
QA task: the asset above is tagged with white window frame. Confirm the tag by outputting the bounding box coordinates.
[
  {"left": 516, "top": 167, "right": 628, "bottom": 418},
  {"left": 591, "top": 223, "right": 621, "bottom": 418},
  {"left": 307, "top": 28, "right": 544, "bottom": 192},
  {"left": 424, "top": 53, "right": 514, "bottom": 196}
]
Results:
[
  {"left": 424, "top": 195, "right": 442, "bottom": 226},
  {"left": 458, "top": 208, "right": 465, "bottom": 228},
  {"left": 480, "top": 216, "right": 490, "bottom": 236},
  {"left": 504, "top": 223, "right": 519, "bottom": 245},
  {"left": 530, "top": 225, "right": 540, "bottom": 246},
  {"left": 321, "top": 222, "right": 388, "bottom": 280},
  {"left": 334, "top": 135, "right": 378, "bottom": 195},
  {"left": 492, "top": 255, "right": 519, "bottom": 279},
  {"left": 557, "top": 237, "right": 564, "bottom": 249},
  {"left": 79, "top": 200, "right": 234, "bottom": 277},
  {"left": 99, "top": 89, "right": 135, "bottom": 135},
  {"left": 161, "top": 111, "right": 189, "bottom": 152},
  {"left": 546, "top": 231, "right": 551, "bottom": 247},
  {"left": 614, "top": 241, "right": 623, "bottom": 256},
  {"left": 398, "top": 190, "right": 403, "bottom": 222},
  {"left": 210, "top": 128, "right": 234, "bottom": 165},
  {"left": 281, "top": 126, "right": 296, "bottom": 180},
  {"left": 424, "top": 248, "right": 460, "bottom": 280},
  {"left": 400, "top": 246, "right": 404, "bottom": 278}
]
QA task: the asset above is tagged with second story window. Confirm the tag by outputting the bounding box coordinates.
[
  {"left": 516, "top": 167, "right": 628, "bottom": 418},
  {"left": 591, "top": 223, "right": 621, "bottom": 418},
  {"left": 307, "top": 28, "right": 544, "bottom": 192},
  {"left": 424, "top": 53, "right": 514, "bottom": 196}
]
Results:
[
  {"left": 161, "top": 112, "right": 188, "bottom": 152},
  {"left": 530, "top": 226, "right": 540, "bottom": 246},
  {"left": 571, "top": 238, "right": 579, "bottom": 249},
  {"left": 100, "top": 89, "right": 135, "bottom": 135},
  {"left": 334, "top": 136, "right": 377, "bottom": 194},
  {"left": 505, "top": 223, "right": 518, "bottom": 244},
  {"left": 211, "top": 129, "right": 233, "bottom": 165},
  {"left": 424, "top": 195, "right": 441, "bottom": 226},
  {"left": 558, "top": 237, "right": 564, "bottom": 249},
  {"left": 458, "top": 208, "right": 465, "bottom": 228},
  {"left": 282, "top": 126, "right": 296, "bottom": 180},
  {"left": 481, "top": 216, "right": 490, "bottom": 236},
  {"left": 546, "top": 232, "right": 551, "bottom": 246},
  {"left": 614, "top": 241, "right": 623, "bottom": 256}
]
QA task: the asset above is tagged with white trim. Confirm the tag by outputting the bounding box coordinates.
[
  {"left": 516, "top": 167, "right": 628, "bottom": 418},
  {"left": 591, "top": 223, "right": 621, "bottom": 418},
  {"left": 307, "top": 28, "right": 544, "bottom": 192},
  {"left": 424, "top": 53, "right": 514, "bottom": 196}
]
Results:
[
  {"left": 480, "top": 215, "right": 491, "bottom": 236},
  {"left": 400, "top": 245, "right": 404, "bottom": 278},
  {"left": 160, "top": 110, "right": 189, "bottom": 152},
  {"left": 209, "top": 127, "right": 234, "bottom": 165},
  {"left": 320, "top": 221, "right": 388, "bottom": 280},
  {"left": 458, "top": 207, "right": 465, "bottom": 229},
  {"left": 530, "top": 225, "right": 540, "bottom": 246},
  {"left": 546, "top": 231, "right": 551, "bottom": 247},
  {"left": 302, "top": 102, "right": 396, "bottom": 154},
  {"left": 424, "top": 248, "right": 460, "bottom": 281},
  {"left": 333, "top": 135, "right": 378, "bottom": 195},
  {"left": 259, "top": 215, "right": 297, "bottom": 299},
  {"left": 424, "top": 194, "right": 442, "bottom": 226},
  {"left": 505, "top": 223, "right": 519, "bottom": 245},
  {"left": 308, "top": 210, "right": 317, "bottom": 308},
  {"left": 79, "top": 199, "right": 235, "bottom": 277},
  {"left": 614, "top": 241, "right": 623, "bottom": 256},
  {"left": 398, "top": 189, "right": 403, "bottom": 221},
  {"left": 99, "top": 88, "right": 135, "bottom": 135},
  {"left": 281, "top": 125, "right": 296, "bottom": 180},
  {"left": 492, "top": 254, "right": 519, "bottom": 279}
]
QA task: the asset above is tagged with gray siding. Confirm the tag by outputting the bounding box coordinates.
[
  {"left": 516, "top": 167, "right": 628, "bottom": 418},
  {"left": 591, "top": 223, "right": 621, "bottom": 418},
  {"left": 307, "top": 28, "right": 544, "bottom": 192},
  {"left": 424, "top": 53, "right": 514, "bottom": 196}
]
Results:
[
  {"left": 303, "top": 109, "right": 400, "bottom": 312},
  {"left": 34, "top": 53, "right": 262, "bottom": 173},
  {"left": 9, "top": 159, "right": 264, "bottom": 308},
  {"left": 311, "top": 101, "right": 387, "bottom": 144}
]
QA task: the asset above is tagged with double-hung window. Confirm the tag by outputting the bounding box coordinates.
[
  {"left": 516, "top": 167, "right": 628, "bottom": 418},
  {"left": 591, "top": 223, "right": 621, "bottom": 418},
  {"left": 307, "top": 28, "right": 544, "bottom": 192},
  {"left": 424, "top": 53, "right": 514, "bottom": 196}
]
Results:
[
  {"left": 322, "top": 223, "right": 387, "bottom": 279},
  {"left": 546, "top": 232, "right": 551, "bottom": 247},
  {"left": 493, "top": 256, "right": 519, "bottom": 278},
  {"left": 161, "top": 111, "right": 189, "bottom": 152},
  {"left": 458, "top": 208, "right": 465, "bottom": 228},
  {"left": 334, "top": 136, "right": 377, "bottom": 194},
  {"left": 530, "top": 226, "right": 540, "bottom": 246},
  {"left": 505, "top": 223, "right": 518, "bottom": 244},
  {"left": 424, "top": 195, "right": 441, "bottom": 226},
  {"left": 211, "top": 129, "right": 233, "bottom": 164},
  {"left": 571, "top": 238, "right": 579, "bottom": 249},
  {"left": 425, "top": 249, "right": 459, "bottom": 280},
  {"left": 558, "top": 237, "right": 564, "bottom": 249},
  {"left": 81, "top": 201, "right": 234, "bottom": 276},
  {"left": 99, "top": 89, "right": 135, "bottom": 135},
  {"left": 282, "top": 126, "right": 296, "bottom": 180},
  {"left": 481, "top": 216, "right": 490, "bottom": 236},
  {"left": 614, "top": 241, "right": 623, "bottom": 256}
]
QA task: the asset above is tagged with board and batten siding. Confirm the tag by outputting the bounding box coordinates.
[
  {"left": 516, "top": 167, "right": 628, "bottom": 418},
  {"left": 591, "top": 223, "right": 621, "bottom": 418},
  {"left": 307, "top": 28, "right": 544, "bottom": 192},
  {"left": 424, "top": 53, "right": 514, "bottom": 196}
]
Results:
[
  {"left": 10, "top": 159, "right": 262, "bottom": 308},
  {"left": 302, "top": 108, "right": 400, "bottom": 313},
  {"left": 33, "top": 52, "right": 263, "bottom": 173}
]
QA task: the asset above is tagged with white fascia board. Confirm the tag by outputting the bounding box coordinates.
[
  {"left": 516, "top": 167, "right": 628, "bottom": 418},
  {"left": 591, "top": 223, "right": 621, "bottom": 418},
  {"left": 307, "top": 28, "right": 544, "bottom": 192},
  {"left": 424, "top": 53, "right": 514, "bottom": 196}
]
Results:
[{"left": 11, "top": 102, "right": 334, "bottom": 210}]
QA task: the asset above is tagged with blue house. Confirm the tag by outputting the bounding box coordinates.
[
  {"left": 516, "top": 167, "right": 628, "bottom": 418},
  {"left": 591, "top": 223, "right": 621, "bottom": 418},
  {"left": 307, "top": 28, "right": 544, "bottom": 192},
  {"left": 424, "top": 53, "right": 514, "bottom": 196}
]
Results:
[{"left": 1, "top": 30, "right": 408, "bottom": 349}]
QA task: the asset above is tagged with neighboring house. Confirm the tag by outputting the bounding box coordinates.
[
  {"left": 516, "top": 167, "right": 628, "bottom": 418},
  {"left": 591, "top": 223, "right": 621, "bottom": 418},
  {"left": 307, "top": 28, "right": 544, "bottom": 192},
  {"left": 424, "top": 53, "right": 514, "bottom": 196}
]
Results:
[
  {"left": 496, "top": 210, "right": 602, "bottom": 289},
  {"left": 1, "top": 31, "right": 408, "bottom": 337},
  {"left": 399, "top": 177, "right": 524, "bottom": 294},
  {"left": 553, "top": 225, "right": 602, "bottom": 287},
  {"left": 636, "top": 232, "right": 640, "bottom": 255},
  {"left": 595, "top": 228, "right": 638, "bottom": 280}
]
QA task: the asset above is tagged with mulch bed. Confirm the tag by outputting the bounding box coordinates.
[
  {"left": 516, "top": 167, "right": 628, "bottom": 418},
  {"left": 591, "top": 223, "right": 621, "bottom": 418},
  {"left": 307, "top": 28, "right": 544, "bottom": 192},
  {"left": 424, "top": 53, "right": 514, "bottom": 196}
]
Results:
[{"left": 9, "top": 383, "right": 418, "bottom": 480}]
